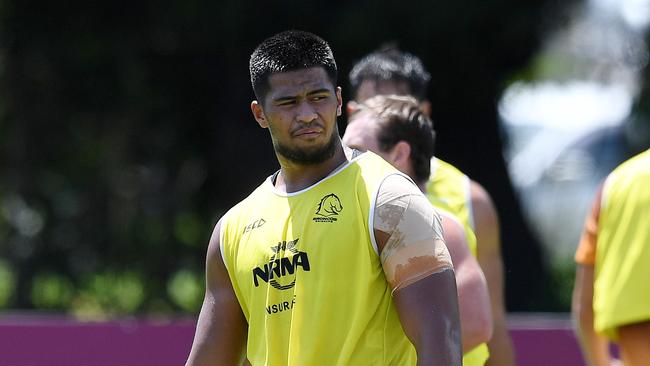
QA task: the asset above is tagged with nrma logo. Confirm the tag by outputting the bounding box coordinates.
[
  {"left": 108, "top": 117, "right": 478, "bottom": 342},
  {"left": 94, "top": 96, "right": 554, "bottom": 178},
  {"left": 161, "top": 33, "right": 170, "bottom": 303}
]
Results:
[{"left": 252, "top": 238, "right": 310, "bottom": 290}]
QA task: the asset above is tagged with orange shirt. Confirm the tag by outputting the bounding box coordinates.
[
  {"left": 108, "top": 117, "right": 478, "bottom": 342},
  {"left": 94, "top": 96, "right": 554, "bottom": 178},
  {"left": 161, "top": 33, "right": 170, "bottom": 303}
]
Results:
[{"left": 574, "top": 184, "right": 603, "bottom": 266}]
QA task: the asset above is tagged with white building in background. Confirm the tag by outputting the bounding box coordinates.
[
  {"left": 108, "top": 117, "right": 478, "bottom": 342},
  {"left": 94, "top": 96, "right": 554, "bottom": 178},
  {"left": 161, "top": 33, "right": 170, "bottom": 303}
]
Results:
[{"left": 498, "top": 0, "right": 650, "bottom": 262}]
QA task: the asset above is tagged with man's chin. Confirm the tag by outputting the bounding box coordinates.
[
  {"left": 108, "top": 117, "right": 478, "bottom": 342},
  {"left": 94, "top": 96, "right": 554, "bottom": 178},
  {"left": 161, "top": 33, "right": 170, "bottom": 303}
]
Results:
[{"left": 276, "top": 144, "right": 336, "bottom": 165}]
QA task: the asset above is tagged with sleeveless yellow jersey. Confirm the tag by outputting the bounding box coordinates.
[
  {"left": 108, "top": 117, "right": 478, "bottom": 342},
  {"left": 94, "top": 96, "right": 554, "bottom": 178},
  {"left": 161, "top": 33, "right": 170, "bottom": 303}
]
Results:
[
  {"left": 425, "top": 158, "right": 488, "bottom": 366},
  {"left": 594, "top": 149, "right": 650, "bottom": 340},
  {"left": 220, "top": 152, "right": 417, "bottom": 366},
  {"left": 426, "top": 158, "right": 478, "bottom": 256}
]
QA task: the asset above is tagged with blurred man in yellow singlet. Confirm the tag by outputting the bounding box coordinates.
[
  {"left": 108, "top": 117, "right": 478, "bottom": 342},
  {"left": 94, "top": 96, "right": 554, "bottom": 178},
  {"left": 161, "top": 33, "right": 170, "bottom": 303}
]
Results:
[
  {"left": 346, "top": 47, "right": 514, "bottom": 366},
  {"left": 343, "top": 95, "right": 492, "bottom": 366},
  {"left": 185, "top": 30, "right": 462, "bottom": 366},
  {"left": 572, "top": 149, "right": 650, "bottom": 366}
]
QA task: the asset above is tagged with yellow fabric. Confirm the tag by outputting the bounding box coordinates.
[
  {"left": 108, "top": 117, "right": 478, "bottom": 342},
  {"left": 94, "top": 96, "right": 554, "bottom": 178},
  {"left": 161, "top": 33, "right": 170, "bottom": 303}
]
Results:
[
  {"left": 463, "top": 344, "right": 490, "bottom": 366},
  {"left": 425, "top": 158, "right": 489, "bottom": 366},
  {"left": 594, "top": 149, "right": 650, "bottom": 341},
  {"left": 220, "top": 152, "right": 417, "bottom": 366},
  {"left": 426, "top": 158, "right": 478, "bottom": 256}
]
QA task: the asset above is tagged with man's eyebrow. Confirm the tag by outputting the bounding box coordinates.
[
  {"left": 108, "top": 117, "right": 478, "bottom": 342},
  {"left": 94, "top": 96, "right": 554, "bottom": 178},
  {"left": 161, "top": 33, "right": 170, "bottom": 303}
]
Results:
[
  {"left": 273, "top": 95, "right": 297, "bottom": 103},
  {"left": 307, "top": 88, "right": 332, "bottom": 95},
  {"left": 272, "top": 88, "right": 332, "bottom": 103}
]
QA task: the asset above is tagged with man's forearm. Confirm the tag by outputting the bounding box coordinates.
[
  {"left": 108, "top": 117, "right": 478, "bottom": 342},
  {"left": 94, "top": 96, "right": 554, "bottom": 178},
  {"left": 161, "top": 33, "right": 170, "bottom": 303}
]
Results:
[{"left": 576, "top": 324, "right": 612, "bottom": 366}]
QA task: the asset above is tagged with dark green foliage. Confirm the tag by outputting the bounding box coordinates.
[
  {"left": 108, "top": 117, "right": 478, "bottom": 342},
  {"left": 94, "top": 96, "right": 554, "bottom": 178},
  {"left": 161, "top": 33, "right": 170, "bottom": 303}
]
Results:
[{"left": 0, "top": 0, "right": 582, "bottom": 315}]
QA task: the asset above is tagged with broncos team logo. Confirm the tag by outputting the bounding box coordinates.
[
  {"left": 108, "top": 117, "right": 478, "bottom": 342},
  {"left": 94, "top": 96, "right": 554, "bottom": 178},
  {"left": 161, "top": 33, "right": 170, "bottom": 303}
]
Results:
[{"left": 313, "top": 193, "right": 343, "bottom": 222}]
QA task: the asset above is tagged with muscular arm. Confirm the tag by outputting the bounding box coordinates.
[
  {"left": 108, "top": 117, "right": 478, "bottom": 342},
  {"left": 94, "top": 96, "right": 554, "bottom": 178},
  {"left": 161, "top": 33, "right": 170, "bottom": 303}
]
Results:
[
  {"left": 392, "top": 268, "right": 461, "bottom": 365},
  {"left": 441, "top": 212, "right": 493, "bottom": 352},
  {"left": 374, "top": 175, "right": 462, "bottom": 365},
  {"left": 572, "top": 264, "right": 613, "bottom": 366},
  {"left": 572, "top": 185, "right": 617, "bottom": 366},
  {"left": 470, "top": 181, "right": 514, "bottom": 366},
  {"left": 185, "top": 220, "right": 248, "bottom": 366}
]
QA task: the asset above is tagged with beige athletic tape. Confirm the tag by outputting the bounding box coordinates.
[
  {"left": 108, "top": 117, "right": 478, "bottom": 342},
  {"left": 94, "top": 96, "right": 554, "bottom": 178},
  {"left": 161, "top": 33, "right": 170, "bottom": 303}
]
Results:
[{"left": 374, "top": 175, "right": 453, "bottom": 293}]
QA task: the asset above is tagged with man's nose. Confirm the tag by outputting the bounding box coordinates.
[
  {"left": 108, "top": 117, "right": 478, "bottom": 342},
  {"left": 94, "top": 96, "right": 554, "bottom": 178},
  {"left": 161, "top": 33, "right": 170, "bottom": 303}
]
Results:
[{"left": 296, "top": 101, "right": 318, "bottom": 123}]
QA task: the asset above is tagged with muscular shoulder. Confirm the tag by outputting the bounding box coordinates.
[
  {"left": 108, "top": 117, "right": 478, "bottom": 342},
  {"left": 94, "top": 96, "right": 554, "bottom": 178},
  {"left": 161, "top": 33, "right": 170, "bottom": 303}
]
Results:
[
  {"left": 375, "top": 173, "right": 421, "bottom": 206},
  {"left": 469, "top": 180, "right": 499, "bottom": 229},
  {"left": 373, "top": 174, "right": 453, "bottom": 292}
]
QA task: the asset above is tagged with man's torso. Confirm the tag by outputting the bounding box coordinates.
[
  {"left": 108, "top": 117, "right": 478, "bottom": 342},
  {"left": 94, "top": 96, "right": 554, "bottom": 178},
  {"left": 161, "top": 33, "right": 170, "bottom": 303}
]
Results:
[{"left": 220, "top": 152, "right": 417, "bottom": 366}]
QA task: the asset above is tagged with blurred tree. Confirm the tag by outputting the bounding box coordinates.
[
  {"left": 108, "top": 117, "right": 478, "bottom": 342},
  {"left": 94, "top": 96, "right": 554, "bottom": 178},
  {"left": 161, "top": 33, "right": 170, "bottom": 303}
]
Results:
[{"left": 0, "top": 0, "right": 582, "bottom": 315}]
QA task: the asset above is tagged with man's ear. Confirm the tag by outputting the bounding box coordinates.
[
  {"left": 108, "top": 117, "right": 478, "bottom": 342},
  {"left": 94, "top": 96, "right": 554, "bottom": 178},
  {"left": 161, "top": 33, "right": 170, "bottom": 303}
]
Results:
[
  {"left": 390, "top": 141, "right": 412, "bottom": 167},
  {"left": 251, "top": 100, "right": 268, "bottom": 128},
  {"left": 336, "top": 87, "right": 343, "bottom": 116},
  {"left": 419, "top": 100, "right": 432, "bottom": 117}
]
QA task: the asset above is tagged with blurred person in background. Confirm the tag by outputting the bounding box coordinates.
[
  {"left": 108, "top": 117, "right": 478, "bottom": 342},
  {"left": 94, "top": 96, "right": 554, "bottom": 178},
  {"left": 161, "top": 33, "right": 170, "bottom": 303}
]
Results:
[
  {"left": 347, "top": 47, "right": 514, "bottom": 366},
  {"left": 572, "top": 148, "right": 650, "bottom": 366},
  {"left": 342, "top": 95, "right": 493, "bottom": 365},
  {"left": 185, "top": 30, "right": 462, "bottom": 365}
]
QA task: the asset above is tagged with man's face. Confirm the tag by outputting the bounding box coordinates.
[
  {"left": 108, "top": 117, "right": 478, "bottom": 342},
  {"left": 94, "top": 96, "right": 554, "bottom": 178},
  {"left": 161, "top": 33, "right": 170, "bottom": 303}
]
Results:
[
  {"left": 254, "top": 67, "right": 342, "bottom": 165},
  {"left": 342, "top": 110, "right": 390, "bottom": 161}
]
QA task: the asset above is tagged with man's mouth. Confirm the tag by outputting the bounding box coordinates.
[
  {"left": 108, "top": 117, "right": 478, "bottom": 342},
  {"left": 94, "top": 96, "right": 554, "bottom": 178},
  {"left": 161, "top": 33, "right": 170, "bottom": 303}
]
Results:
[{"left": 294, "top": 127, "right": 322, "bottom": 137}]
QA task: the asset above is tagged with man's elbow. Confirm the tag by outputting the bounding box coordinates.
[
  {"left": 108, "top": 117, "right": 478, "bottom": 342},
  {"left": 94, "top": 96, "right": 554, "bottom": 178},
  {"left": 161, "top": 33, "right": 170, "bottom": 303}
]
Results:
[
  {"left": 478, "top": 309, "right": 494, "bottom": 344},
  {"left": 458, "top": 270, "right": 493, "bottom": 349},
  {"left": 463, "top": 308, "right": 493, "bottom": 351}
]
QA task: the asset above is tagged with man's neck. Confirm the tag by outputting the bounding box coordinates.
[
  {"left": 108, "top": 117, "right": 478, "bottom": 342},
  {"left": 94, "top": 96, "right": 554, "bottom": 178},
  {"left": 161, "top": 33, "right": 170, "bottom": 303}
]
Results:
[
  {"left": 274, "top": 140, "right": 350, "bottom": 193},
  {"left": 397, "top": 158, "right": 428, "bottom": 194}
]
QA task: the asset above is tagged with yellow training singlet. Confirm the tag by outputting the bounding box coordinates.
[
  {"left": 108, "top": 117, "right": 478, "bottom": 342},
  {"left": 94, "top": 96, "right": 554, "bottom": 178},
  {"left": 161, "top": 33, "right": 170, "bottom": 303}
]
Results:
[
  {"left": 220, "top": 152, "right": 417, "bottom": 366},
  {"left": 594, "top": 149, "right": 650, "bottom": 340},
  {"left": 426, "top": 158, "right": 478, "bottom": 256},
  {"left": 426, "top": 158, "right": 489, "bottom": 366}
]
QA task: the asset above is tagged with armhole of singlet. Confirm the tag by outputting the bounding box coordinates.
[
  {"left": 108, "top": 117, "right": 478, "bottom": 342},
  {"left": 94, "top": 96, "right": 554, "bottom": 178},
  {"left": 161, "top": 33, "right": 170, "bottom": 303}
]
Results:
[
  {"left": 368, "top": 178, "right": 383, "bottom": 257},
  {"left": 219, "top": 211, "right": 230, "bottom": 269}
]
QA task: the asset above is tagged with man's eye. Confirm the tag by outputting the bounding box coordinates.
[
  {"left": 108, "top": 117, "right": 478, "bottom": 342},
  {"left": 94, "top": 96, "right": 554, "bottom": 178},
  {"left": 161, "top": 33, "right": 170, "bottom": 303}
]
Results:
[
  {"left": 311, "top": 95, "right": 327, "bottom": 101},
  {"left": 277, "top": 100, "right": 295, "bottom": 106}
]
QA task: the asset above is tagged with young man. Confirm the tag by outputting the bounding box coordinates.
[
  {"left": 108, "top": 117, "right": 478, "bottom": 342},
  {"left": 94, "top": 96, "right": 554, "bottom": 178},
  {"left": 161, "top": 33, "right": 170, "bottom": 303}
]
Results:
[
  {"left": 347, "top": 48, "right": 514, "bottom": 366},
  {"left": 343, "top": 95, "right": 492, "bottom": 366},
  {"left": 572, "top": 149, "right": 650, "bottom": 366},
  {"left": 185, "top": 31, "right": 462, "bottom": 366}
]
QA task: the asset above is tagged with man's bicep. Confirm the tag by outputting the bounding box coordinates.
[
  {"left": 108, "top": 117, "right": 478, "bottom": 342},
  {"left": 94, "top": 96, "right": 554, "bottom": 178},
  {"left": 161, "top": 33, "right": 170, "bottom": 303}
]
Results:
[
  {"left": 393, "top": 268, "right": 462, "bottom": 365},
  {"left": 186, "top": 220, "right": 247, "bottom": 366},
  {"left": 572, "top": 264, "right": 595, "bottom": 325},
  {"left": 373, "top": 176, "right": 461, "bottom": 364}
]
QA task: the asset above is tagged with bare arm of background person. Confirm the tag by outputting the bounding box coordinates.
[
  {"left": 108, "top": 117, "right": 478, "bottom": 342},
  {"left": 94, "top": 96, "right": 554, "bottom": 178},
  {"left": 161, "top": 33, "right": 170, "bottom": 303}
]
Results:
[
  {"left": 374, "top": 175, "right": 462, "bottom": 365},
  {"left": 571, "top": 185, "right": 620, "bottom": 366},
  {"left": 572, "top": 264, "right": 618, "bottom": 366},
  {"left": 471, "top": 181, "right": 515, "bottom": 366},
  {"left": 441, "top": 212, "right": 493, "bottom": 352},
  {"left": 185, "top": 220, "right": 248, "bottom": 366}
]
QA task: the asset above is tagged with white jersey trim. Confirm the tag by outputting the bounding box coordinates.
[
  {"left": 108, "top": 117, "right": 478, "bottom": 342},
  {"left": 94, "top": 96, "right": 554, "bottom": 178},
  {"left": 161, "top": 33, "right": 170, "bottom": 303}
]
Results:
[
  {"left": 263, "top": 151, "right": 367, "bottom": 197},
  {"left": 218, "top": 210, "right": 231, "bottom": 270}
]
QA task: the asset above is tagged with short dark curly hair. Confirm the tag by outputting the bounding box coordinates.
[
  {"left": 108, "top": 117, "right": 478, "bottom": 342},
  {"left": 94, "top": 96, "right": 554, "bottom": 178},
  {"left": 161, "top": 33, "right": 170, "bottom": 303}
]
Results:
[
  {"left": 250, "top": 30, "right": 338, "bottom": 102},
  {"left": 355, "top": 95, "right": 435, "bottom": 183},
  {"left": 349, "top": 46, "right": 430, "bottom": 101}
]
